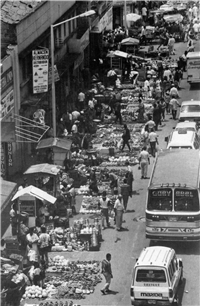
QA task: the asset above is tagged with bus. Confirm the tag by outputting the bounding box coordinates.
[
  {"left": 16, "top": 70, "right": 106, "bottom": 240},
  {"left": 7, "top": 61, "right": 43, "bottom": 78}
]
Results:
[{"left": 146, "top": 150, "right": 200, "bottom": 241}]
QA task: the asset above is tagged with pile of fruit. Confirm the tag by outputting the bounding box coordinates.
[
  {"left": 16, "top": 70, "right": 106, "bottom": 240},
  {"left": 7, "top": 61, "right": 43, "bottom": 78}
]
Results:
[
  {"left": 44, "top": 260, "right": 102, "bottom": 300},
  {"left": 22, "top": 285, "right": 51, "bottom": 299}
]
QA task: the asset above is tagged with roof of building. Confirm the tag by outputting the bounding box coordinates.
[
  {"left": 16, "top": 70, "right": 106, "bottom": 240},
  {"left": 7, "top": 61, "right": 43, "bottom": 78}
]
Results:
[
  {"left": 150, "top": 150, "right": 200, "bottom": 188},
  {"left": 1, "top": 0, "right": 44, "bottom": 24}
]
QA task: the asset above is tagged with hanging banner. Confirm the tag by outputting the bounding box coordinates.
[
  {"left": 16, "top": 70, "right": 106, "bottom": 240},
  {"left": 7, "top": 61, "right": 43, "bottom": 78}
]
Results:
[
  {"left": 32, "top": 49, "right": 49, "bottom": 94},
  {"left": 7, "top": 142, "right": 13, "bottom": 167},
  {"left": 48, "top": 65, "right": 60, "bottom": 84},
  {"left": 1, "top": 143, "right": 6, "bottom": 177}
]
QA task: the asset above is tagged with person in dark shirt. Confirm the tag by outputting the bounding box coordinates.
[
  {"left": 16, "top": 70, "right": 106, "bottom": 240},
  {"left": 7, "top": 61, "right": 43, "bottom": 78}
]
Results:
[
  {"left": 101, "top": 253, "right": 113, "bottom": 294},
  {"left": 153, "top": 103, "right": 161, "bottom": 131},
  {"left": 115, "top": 101, "right": 122, "bottom": 125},
  {"left": 121, "top": 124, "right": 131, "bottom": 152}
]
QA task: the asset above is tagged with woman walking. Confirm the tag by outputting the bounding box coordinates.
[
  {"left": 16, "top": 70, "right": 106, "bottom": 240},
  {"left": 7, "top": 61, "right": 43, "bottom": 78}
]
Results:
[{"left": 114, "top": 194, "right": 124, "bottom": 231}]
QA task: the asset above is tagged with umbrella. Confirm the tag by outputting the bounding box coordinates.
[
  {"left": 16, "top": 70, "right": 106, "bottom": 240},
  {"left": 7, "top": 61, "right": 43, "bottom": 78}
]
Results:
[
  {"left": 121, "top": 37, "right": 139, "bottom": 45},
  {"left": 107, "top": 69, "right": 117, "bottom": 77},
  {"left": 126, "top": 13, "right": 142, "bottom": 22},
  {"left": 163, "top": 14, "right": 183, "bottom": 22}
]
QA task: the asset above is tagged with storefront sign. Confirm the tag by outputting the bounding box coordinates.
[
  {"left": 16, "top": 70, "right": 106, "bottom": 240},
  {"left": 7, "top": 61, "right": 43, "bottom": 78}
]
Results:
[
  {"left": 48, "top": 65, "right": 60, "bottom": 84},
  {"left": 91, "top": 7, "right": 113, "bottom": 33},
  {"left": 74, "top": 53, "right": 84, "bottom": 70},
  {"left": 150, "top": 189, "right": 172, "bottom": 197},
  {"left": 1, "top": 143, "right": 6, "bottom": 177},
  {"left": 0, "top": 68, "right": 13, "bottom": 93},
  {"left": 0, "top": 89, "right": 14, "bottom": 120},
  {"left": 7, "top": 142, "right": 13, "bottom": 167},
  {"left": 32, "top": 49, "right": 49, "bottom": 94}
]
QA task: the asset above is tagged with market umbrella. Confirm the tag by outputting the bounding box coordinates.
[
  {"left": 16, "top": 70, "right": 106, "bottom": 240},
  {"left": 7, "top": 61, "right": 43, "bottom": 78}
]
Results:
[
  {"left": 163, "top": 14, "right": 183, "bottom": 23},
  {"left": 121, "top": 37, "right": 139, "bottom": 45},
  {"left": 126, "top": 13, "right": 142, "bottom": 22},
  {"left": 107, "top": 69, "right": 117, "bottom": 77}
]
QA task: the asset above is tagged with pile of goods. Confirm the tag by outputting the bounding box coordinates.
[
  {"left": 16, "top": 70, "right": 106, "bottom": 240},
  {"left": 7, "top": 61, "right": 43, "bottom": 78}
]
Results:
[
  {"left": 100, "top": 155, "right": 139, "bottom": 167},
  {"left": 77, "top": 185, "right": 90, "bottom": 195},
  {"left": 80, "top": 196, "right": 101, "bottom": 214},
  {"left": 22, "top": 285, "right": 50, "bottom": 300},
  {"left": 44, "top": 260, "right": 102, "bottom": 300},
  {"left": 39, "top": 300, "right": 77, "bottom": 306}
]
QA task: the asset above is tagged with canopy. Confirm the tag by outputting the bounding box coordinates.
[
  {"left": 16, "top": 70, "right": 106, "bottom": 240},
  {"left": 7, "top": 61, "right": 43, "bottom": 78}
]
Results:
[
  {"left": 1, "top": 178, "right": 17, "bottom": 211},
  {"left": 121, "top": 37, "right": 139, "bottom": 45},
  {"left": 12, "top": 185, "right": 57, "bottom": 204},
  {"left": 126, "top": 13, "right": 141, "bottom": 22},
  {"left": 163, "top": 14, "right": 183, "bottom": 22},
  {"left": 36, "top": 137, "right": 72, "bottom": 151},
  {"left": 24, "top": 163, "right": 62, "bottom": 176},
  {"left": 113, "top": 50, "right": 130, "bottom": 58}
]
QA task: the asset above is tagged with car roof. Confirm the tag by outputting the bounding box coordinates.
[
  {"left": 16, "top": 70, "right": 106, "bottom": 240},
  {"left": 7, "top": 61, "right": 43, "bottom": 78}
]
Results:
[
  {"left": 175, "top": 121, "right": 196, "bottom": 129},
  {"left": 168, "top": 130, "right": 195, "bottom": 147},
  {"left": 135, "top": 246, "right": 174, "bottom": 268},
  {"left": 186, "top": 52, "right": 200, "bottom": 58},
  {"left": 181, "top": 100, "right": 200, "bottom": 106}
]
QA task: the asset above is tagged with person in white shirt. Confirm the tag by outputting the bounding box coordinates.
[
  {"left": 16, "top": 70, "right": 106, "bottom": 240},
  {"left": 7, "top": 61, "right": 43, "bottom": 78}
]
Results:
[
  {"left": 142, "top": 6, "right": 147, "bottom": 22},
  {"left": 193, "top": 4, "right": 198, "bottom": 19},
  {"left": 78, "top": 92, "right": 85, "bottom": 111},
  {"left": 98, "top": 191, "right": 111, "bottom": 229},
  {"left": 193, "top": 21, "right": 199, "bottom": 39},
  {"left": 188, "top": 7, "right": 193, "bottom": 22},
  {"left": 71, "top": 121, "right": 79, "bottom": 134},
  {"left": 138, "top": 146, "right": 150, "bottom": 179},
  {"left": 72, "top": 110, "right": 80, "bottom": 121},
  {"left": 168, "top": 35, "right": 175, "bottom": 56},
  {"left": 170, "top": 84, "right": 180, "bottom": 99},
  {"left": 163, "top": 67, "right": 172, "bottom": 81},
  {"left": 148, "top": 128, "right": 159, "bottom": 158},
  {"left": 169, "top": 95, "right": 180, "bottom": 120}
]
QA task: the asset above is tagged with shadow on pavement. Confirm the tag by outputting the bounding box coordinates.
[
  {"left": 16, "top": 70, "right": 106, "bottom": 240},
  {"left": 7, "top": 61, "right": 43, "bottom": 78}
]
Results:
[
  {"left": 106, "top": 290, "right": 119, "bottom": 295},
  {"left": 177, "top": 278, "right": 186, "bottom": 306},
  {"left": 120, "top": 227, "right": 129, "bottom": 231},
  {"left": 126, "top": 209, "right": 135, "bottom": 213},
  {"left": 132, "top": 191, "right": 140, "bottom": 195}
]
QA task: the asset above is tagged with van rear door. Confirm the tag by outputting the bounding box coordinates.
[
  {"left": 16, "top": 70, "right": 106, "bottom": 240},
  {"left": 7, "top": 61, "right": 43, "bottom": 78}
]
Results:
[{"left": 133, "top": 267, "right": 169, "bottom": 301}]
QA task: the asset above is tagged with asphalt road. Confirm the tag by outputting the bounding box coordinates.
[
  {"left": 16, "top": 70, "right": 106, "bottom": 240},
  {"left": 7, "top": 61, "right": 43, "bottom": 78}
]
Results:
[{"left": 76, "top": 41, "right": 200, "bottom": 306}]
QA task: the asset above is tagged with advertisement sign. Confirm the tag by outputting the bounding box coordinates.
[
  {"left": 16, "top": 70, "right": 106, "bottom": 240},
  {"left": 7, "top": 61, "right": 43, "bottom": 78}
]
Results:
[
  {"left": 91, "top": 7, "right": 113, "bottom": 33},
  {"left": 32, "top": 49, "right": 49, "bottom": 94},
  {"left": 0, "top": 89, "right": 14, "bottom": 120},
  {"left": 0, "top": 68, "right": 13, "bottom": 93}
]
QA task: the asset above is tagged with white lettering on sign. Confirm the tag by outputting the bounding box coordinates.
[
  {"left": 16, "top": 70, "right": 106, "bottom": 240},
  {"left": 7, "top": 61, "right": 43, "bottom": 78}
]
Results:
[
  {"left": 144, "top": 283, "right": 160, "bottom": 286},
  {"left": 175, "top": 190, "right": 194, "bottom": 197},
  {"left": 151, "top": 190, "right": 172, "bottom": 197},
  {"left": 7, "top": 142, "right": 13, "bottom": 167},
  {"left": 32, "top": 49, "right": 49, "bottom": 94}
]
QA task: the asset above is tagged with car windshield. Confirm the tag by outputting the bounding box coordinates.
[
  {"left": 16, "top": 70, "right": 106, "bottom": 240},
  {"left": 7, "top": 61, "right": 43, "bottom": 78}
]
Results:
[
  {"left": 181, "top": 105, "right": 200, "bottom": 113},
  {"left": 147, "top": 189, "right": 172, "bottom": 211},
  {"left": 176, "top": 128, "right": 195, "bottom": 132},
  {"left": 174, "top": 189, "right": 199, "bottom": 212},
  {"left": 169, "top": 146, "right": 192, "bottom": 149},
  {"left": 136, "top": 269, "right": 166, "bottom": 283}
]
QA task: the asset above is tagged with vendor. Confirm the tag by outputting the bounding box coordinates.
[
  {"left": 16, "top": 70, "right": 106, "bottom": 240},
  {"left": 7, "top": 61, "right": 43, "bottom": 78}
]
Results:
[
  {"left": 38, "top": 201, "right": 50, "bottom": 225},
  {"left": 9, "top": 203, "right": 19, "bottom": 236},
  {"left": 109, "top": 173, "right": 119, "bottom": 195},
  {"left": 19, "top": 220, "right": 29, "bottom": 248},
  {"left": 89, "top": 168, "right": 99, "bottom": 195}
]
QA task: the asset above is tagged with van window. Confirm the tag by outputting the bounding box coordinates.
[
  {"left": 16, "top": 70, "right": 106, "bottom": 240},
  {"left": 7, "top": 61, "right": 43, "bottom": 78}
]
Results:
[
  {"left": 147, "top": 189, "right": 172, "bottom": 211},
  {"left": 174, "top": 189, "right": 199, "bottom": 211},
  {"left": 136, "top": 269, "right": 166, "bottom": 283},
  {"left": 169, "top": 146, "right": 192, "bottom": 149},
  {"left": 181, "top": 105, "right": 200, "bottom": 112}
]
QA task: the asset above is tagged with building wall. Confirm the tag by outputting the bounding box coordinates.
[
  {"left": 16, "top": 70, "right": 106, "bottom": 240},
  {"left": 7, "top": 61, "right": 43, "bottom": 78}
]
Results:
[{"left": 16, "top": 1, "right": 76, "bottom": 54}]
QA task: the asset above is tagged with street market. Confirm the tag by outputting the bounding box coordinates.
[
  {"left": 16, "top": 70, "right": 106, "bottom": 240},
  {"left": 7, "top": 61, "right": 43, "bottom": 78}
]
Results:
[{"left": 1, "top": 1, "right": 200, "bottom": 306}]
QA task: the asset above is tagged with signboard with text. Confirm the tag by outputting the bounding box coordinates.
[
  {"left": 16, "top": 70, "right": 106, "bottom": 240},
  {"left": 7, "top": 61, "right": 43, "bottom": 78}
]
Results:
[{"left": 32, "top": 49, "right": 49, "bottom": 94}]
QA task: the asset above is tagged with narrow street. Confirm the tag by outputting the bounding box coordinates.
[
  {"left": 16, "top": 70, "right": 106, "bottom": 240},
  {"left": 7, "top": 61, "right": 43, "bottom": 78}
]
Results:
[{"left": 69, "top": 41, "right": 200, "bottom": 306}]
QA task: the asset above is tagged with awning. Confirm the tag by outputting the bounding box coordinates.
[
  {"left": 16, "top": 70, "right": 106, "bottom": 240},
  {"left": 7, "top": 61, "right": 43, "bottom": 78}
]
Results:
[
  {"left": 121, "top": 37, "right": 139, "bottom": 45},
  {"left": 24, "top": 163, "right": 61, "bottom": 177},
  {"left": 163, "top": 14, "right": 183, "bottom": 22},
  {"left": 12, "top": 185, "right": 57, "bottom": 204},
  {"left": 107, "top": 50, "right": 130, "bottom": 59},
  {"left": 36, "top": 137, "right": 72, "bottom": 151},
  {"left": 1, "top": 178, "right": 17, "bottom": 211}
]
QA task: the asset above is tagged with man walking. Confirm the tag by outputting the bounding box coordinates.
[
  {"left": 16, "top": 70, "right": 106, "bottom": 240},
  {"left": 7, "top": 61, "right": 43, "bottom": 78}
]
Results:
[
  {"left": 170, "top": 95, "right": 180, "bottom": 120},
  {"left": 121, "top": 124, "right": 131, "bottom": 152},
  {"left": 139, "top": 146, "right": 150, "bottom": 179},
  {"left": 101, "top": 253, "right": 113, "bottom": 294},
  {"left": 98, "top": 191, "right": 111, "bottom": 229},
  {"left": 148, "top": 128, "right": 159, "bottom": 158}
]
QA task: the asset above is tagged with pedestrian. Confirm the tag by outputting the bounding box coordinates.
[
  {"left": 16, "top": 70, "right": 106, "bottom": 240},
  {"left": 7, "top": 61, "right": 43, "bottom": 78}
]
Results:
[
  {"left": 170, "top": 84, "right": 180, "bottom": 99},
  {"left": 139, "top": 146, "right": 150, "bottom": 179},
  {"left": 169, "top": 95, "right": 181, "bottom": 120},
  {"left": 142, "top": 5, "right": 148, "bottom": 22},
  {"left": 163, "top": 66, "right": 172, "bottom": 81},
  {"left": 89, "top": 168, "right": 99, "bottom": 194},
  {"left": 160, "top": 99, "right": 166, "bottom": 120},
  {"left": 125, "top": 169, "right": 134, "bottom": 198},
  {"left": 38, "top": 225, "right": 51, "bottom": 265},
  {"left": 68, "top": 184, "right": 76, "bottom": 215},
  {"left": 77, "top": 91, "right": 85, "bottom": 111},
  {"left": 114, "top": 101, "right": 122, "bottom": 124},
  {"left": 98, "top": 191, "right": 111, "bottom": 229},
  {"left": 192, "top": 4, "right": 198, "bottom": 19},
  {"left": 164, "top": 90, "right": 171, "bottom": 114},
  {"left": 167, "top": 35, "right": 175, "bottom": 56},
  {"left": 148, "top": 128, "right": 159, "bottom": 158},
  {"left": 71, "top": 120, "right": 79, "bottom": 134},
  {"left": 101, "top": 253, "right": 113, "bottom": 294},
  {"left": 114, "top": 194, "right": 124, "bottom": 231},
  {"left": 109, "top": 173, "right": 119, "bottom": 195},
  {"left": 137, "top": 99, "right": 145, "bottom": 122},
  {"left": 9, "top": 203, "right": 19, "bottom": 235},
  {"left": 140, "top": 25, "right": 147, "bottom": 45},
  {"left": 121, "top": 124, "right": 131, "bottom": 152},
  {"left": 144, "top": 116, "right": 156, "bottom": 132},
  {"left": 153, "top": 103, "right": 161, "bottom": 131},
  {"left": 119, "top": 179, "right": 130, "bottom": 212}
]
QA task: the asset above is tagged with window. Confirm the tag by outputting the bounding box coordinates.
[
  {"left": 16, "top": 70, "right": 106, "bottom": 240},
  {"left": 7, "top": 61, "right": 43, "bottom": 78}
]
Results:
[
  {"left": 147, "top": 189, "right": 172, "bottom": 211},
  {"left": 136, "top": 269, "right": 166, "bottom": 283},
  {"left": 174, "top": 189, "right": 199, "bottom": 212},
  {"left": 181, "top": 105, "right": 200, "bottom": 113}
]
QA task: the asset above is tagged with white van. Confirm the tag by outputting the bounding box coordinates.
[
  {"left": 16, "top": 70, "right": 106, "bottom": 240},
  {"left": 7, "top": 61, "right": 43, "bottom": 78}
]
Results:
[
  {"left": 178, "top": 100, "right": 200, "bottom": 127},
  {"left": 165, "top": 129, "right": 200, "bottom": 149},
  {"left": 186, "top": 52, "right": 200, "bottom": 84},
  {"left": 130, "top": 246, "right": 183, "bottom": 306}
]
